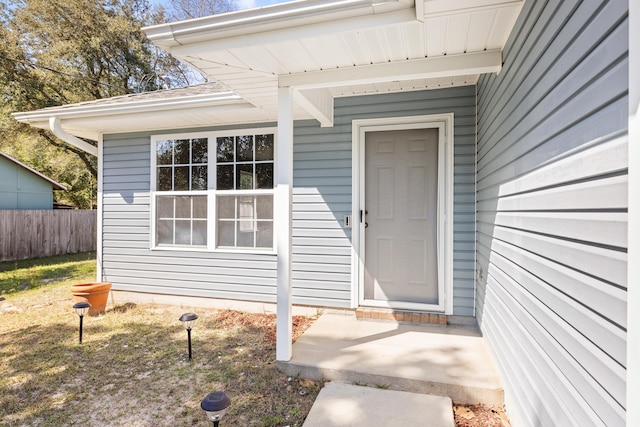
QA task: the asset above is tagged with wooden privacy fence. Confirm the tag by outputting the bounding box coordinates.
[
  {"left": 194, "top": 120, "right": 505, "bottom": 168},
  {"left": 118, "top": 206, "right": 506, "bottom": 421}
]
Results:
[{"left": 0, "top": 210, "right": 97, "bottom": 262}]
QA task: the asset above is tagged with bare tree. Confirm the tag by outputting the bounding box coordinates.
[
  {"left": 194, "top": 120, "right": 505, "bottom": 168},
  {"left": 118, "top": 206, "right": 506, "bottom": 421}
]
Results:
[{"left": 169, "top": 0, "right": 237, "bottom": 20}]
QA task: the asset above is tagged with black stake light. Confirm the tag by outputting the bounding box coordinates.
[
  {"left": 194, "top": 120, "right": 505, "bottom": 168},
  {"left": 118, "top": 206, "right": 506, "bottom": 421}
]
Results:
[
  {"left": 179, "top": 312, "right": 198, "bottom": 360},
  {"left": 201, "top": 391, "right": 231, "bottom": 427},
  {"left": 73, "top": 301, "right": 91, "bottom": 344}
]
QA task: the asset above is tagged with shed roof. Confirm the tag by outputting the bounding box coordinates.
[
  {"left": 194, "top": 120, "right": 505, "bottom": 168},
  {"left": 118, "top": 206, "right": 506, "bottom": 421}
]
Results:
[{"left": 0, "top": 151, "right": 67, "bottom": 191}]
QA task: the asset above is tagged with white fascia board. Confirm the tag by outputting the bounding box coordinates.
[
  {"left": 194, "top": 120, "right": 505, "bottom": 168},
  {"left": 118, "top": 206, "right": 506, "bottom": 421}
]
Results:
[
  {"left": 14, "top": 103, "right": 259, "bottom": 141},
  {"left": 279, "top": 49, "right": 502, "bottom": 89},
  {"left": 145, "top": 0, "right": 409, "bottom": 50},
  {"left": 12, "top": 92, "right": 247, "bottom": 123},
  {"left": 169, "top": 8, "right": 417, "bottom": 59},
  {"left": 294, "top": 88, "right": 334, "bottom": 127},
  {"left": 422, "top": 0, "right": 523, "bottom": 18}
]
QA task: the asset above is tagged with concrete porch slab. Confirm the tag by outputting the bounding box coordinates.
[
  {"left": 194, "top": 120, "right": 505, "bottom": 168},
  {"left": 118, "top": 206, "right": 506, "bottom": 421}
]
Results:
[
  {"left": 279, "top": 312, "right": 503, "bottom": 405},
  {"left": 303, "top": 382, "right": 455, "bottom": 427}
]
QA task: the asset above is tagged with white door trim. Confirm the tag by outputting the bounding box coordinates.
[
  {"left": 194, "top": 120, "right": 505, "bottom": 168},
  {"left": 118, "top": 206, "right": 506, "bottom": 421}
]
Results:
[{"left": 351, "top": 114, "right": 454, "bottom": 314}]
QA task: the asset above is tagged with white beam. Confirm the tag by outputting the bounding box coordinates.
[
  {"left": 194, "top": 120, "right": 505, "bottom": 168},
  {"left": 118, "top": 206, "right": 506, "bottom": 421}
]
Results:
[
  {"left": 279, "top": 50, "right": 502, "bottom": 90},
  {"left": 628, "top": 1, "right": 639, "bottom": 426},
  {"left": 294, "top": 88, "right": 334, "bottom": 128},
  {"left": 275, "top": 86, "right": 294, "bottom": 362}
]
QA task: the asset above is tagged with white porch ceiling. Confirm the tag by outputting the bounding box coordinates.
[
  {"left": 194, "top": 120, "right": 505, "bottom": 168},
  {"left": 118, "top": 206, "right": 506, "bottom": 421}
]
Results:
[{"left": 147, "top": 0, "right": 524, "bottom": 125}]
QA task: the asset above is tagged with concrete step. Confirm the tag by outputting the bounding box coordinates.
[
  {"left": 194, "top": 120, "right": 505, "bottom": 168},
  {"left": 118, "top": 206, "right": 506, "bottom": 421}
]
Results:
[
  {"left": 278, "top": 312, "right": 504, "bottom": 405},
  {"left": 303, "top": 382, "right": 455, "bottom": 427}
]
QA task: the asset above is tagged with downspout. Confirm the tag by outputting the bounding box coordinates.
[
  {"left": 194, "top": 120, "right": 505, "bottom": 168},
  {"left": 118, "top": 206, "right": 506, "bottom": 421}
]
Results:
[
  {"left": 49, "top": 117, "right": 98, "bottom": 156},
  {"left": 414, "top": 0, "right": 424, "bottom": 22},
  {"left": 49, "top": 116, "right": 103, "bottom": 284}
]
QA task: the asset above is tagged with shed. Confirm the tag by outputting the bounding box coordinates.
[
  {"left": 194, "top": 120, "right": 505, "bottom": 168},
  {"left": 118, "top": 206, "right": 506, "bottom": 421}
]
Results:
[{"left": 0, "top": 150, "right": 66, "bottom": 210}]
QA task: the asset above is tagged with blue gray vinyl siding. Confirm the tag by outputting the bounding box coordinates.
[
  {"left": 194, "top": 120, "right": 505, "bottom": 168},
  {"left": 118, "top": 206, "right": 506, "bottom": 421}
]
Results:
[
  {"left": 102, "top": 87, "right": 476, "bottom": 314},
  {"left": 102, "top": 126, "right": 278, "bottom": 303},
  {"left": 476, "top": 1, "right": 627, "bottom": 426},
  {"left": 292, "top": 87, "right": 477, "bottom": 314}
]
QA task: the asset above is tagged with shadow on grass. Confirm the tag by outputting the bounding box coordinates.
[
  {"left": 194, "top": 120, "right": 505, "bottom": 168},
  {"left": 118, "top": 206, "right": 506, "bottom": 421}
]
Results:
[
  {"left": 0, "top": 265, "right": 85, "bottom": 292},
  {"left": 0, "top": 251, "right": 96, "bottom": 295},
  {"left": 0, "top": 317, "right": 197, "bottom": 425},
  {"left": 0, "top": 252, "right": 97, "bottom": 273}
]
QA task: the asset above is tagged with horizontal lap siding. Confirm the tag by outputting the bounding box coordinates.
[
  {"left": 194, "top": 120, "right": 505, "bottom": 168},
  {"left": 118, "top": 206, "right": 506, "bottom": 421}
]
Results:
[
  {"left": 476, "top": 1, "right": 627, "bottom": 426},
  {"left": 103, "top": 92, "right": 475, "bottom": 311},
  {"left": 102, "top": 127, "right": 277, "bottom": 303},
  {"left": 292, "top": 87, "right": 476, "bottom": 314},
  {"left": 292, "top": 120, "right": 353, "bottom": 307}
]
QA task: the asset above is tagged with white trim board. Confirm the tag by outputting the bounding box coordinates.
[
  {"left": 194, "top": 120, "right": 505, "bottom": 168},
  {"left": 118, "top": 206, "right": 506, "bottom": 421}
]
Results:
[
  {"left": 351, "top": 114, "right": 455, "bottom": 314},
  {"left": 627, "top": 0, "right": 639, "bottom": 425}
]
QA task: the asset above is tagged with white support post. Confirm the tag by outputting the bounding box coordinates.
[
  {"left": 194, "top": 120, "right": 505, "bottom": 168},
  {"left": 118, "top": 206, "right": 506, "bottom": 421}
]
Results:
[
  {"left": 276, "top": 86, "right": 294, "bottom": 362},
  {"left": 96, "top": 135, "right": 104, "bottom": 283},
  {"left": 628, "top": 1, "right": 639, "bottom": 425}
]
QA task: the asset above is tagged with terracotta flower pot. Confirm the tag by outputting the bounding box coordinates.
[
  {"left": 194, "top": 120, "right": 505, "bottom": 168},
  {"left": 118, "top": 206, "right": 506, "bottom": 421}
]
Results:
[{"left": 70, "top": 282, "right": 112, "bottom": 316}]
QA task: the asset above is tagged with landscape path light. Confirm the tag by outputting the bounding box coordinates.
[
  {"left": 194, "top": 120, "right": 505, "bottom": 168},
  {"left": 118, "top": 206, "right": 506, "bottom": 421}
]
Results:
[
  {"left": 72, "top": 301, "right": 91, "bottom": 344},
  {"left": 201, "top": 391, "right": 231, "bottom": 427},
  {"left": 179, "top": 312, "right": 198, "bottom": 360}
]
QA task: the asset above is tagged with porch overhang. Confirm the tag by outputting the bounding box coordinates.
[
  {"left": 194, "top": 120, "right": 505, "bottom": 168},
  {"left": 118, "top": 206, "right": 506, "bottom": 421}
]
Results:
[
  {"left": 12, "top": 0, "right": 523, "bottom": 138},
  {"left": 145, "top": 0, "right": 523, "bottom": 128}
]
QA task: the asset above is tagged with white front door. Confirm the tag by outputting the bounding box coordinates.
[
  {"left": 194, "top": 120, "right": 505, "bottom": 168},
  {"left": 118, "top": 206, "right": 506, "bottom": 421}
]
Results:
[{"left": 363, "top": 128, "right": 440, "bottom": 307}]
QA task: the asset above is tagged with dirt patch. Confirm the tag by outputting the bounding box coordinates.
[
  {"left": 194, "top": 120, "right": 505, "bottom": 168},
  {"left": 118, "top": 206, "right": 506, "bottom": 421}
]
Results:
[{"left": 454, "top": 404, "right": 511, "bottom": 427}]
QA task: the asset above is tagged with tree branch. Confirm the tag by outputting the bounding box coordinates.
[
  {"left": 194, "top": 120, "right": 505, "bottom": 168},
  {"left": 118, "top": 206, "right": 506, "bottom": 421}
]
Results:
[{"left": 37, "top": 129, "right": 97, "bottom": 178}]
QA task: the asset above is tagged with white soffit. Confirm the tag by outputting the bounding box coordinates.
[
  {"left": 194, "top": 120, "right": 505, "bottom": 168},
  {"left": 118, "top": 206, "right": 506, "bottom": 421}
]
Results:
[
  {"left": 421, "top": 0, "right": 524, "bottom": 56},
  {"left": 148, "top": 0, "right": 523, "bottom": 125}
]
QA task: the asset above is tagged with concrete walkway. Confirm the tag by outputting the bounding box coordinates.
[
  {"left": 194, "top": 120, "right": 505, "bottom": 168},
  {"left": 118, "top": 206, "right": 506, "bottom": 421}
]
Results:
[
  {"left": 279, "top": 312, "right": 503, "bottom": 405},
  {"left": 303, "top": 382, "right": 455, "bottom": 427}
]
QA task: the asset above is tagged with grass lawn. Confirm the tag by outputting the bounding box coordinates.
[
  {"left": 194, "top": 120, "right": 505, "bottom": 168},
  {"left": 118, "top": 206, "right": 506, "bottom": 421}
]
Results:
[
  {"left": 0, "top": 251, "right": 96, "bottom": 295},
  {"left": 0, "top": 252, "right": 319, "bottom": 426}
]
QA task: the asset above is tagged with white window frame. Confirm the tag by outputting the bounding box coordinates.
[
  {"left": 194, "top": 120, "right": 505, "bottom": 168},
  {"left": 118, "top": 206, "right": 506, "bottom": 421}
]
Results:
[{"left": 150, "top": 127, "right": 277, "bottom": 253}]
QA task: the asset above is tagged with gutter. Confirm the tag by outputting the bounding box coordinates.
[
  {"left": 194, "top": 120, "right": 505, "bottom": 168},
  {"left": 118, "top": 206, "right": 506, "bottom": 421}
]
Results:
[
  {"left": 145, "top": 0, "right": 406, "bottom": 48},
  {"left": 49, "top": 117, "right": 98, "bottom": 156},
  {"left": 12, "top": 91, "right": 246, "bottom": 123}
]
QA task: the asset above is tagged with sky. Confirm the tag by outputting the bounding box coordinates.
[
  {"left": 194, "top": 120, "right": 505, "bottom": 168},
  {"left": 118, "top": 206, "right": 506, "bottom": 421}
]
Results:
[{"left": 237, "top": 0, "right": 291, "bottom": 9}]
